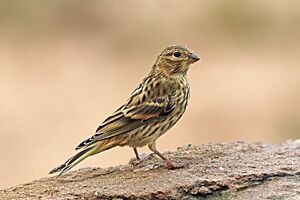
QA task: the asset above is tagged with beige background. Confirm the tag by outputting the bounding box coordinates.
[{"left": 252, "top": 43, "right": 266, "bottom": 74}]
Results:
[{"left": 0, "top": 1, "right": 299, "bottom": 188}]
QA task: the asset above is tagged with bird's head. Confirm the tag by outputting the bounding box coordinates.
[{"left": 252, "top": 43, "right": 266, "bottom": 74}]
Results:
[{"left": 154, "top": 45, "right": 200, "bottom": 75}]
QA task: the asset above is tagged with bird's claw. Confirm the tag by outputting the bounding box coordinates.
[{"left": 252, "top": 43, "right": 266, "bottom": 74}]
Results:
[{"left": 131, "top": 153, "right": 156, "bottom": 166}]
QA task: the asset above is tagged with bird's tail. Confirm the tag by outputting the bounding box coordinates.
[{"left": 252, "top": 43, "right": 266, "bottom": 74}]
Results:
[
  {"left": 49, "top": 145, "right": 97, "bottom": 176},
  {"left": 49, "top": 137, "right": 120, "bottom": 176}
]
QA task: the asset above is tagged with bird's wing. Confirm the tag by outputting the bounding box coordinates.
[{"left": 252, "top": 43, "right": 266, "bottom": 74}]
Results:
[{"left": 75, "top": 87, "right": 175, "bottom": 150}]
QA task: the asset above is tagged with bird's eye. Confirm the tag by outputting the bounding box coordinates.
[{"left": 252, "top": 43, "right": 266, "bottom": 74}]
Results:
[{"left": 173, "top": 51, "right": 181, "bottom": 57}]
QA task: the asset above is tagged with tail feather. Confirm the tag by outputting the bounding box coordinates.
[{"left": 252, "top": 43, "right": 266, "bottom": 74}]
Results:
[
  {"left": 75, "top": 137, "right": 97, "bottom": 150},
  {"left": 49, "top": 138, "right": 118, "bottom": 176},
  {"left": 49, "top": 146, "right": 96, "bottom": 176}
]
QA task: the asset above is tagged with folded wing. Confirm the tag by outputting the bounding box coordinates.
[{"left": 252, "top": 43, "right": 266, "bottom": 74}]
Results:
[{"left": 75, "top": 94, "right": 175, "bottom": 150}]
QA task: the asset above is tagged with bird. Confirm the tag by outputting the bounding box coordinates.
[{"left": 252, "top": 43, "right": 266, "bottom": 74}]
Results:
[{"left": 49, "top": 45, "right": 200, "bottom": 176}]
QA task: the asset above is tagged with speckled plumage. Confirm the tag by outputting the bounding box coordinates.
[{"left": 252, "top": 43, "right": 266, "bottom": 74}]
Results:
[{"left": 50, "top": 45, "right": 199, "bottom": 175}]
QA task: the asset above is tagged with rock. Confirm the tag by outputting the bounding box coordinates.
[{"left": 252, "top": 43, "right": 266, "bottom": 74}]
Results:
[{"left": 0, "top": 141, "right": 299, "bottom": 200}]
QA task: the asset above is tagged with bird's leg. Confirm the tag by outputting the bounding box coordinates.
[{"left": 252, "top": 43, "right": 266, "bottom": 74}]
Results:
[
  {"left": 152, "top": 149, "right": 185, "bottom": 169},
  {"left": 131, "top": 147, "right": 156, "bottom": 166},
  {"left": 133, "top": 147, "right": 140, "bottom": 161},
  {"left": 148, "top": 142, "right": 185, "bottom": 170}
]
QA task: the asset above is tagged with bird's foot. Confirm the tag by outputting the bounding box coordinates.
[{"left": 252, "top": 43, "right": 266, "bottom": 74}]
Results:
[{"left": 130, "top": 153, "right": 156, "bottom": 166}]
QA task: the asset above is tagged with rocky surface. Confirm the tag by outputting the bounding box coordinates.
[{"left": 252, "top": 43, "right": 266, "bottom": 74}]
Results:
[{"left": 1, "top": 141, "right": 299, "bottom": 199}]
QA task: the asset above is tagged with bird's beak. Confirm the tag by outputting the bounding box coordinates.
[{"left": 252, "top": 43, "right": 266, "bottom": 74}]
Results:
[{"left": 188, "top": 52, "right": 200, "bottom": 63}]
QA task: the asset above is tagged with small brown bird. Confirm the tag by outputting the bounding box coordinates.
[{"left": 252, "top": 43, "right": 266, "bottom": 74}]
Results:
[{"left": 49, "top": 45, "right": 199, "bottom": 176}]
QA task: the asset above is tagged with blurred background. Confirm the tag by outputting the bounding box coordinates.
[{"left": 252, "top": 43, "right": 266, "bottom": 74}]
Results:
[{"left": 0, "top": 0, "right": 299, "bottom": 188}]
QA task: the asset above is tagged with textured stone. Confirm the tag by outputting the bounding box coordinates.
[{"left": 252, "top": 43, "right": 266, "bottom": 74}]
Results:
[{"left": 1, "top": 141, "right": 299, "bottom": 200}]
